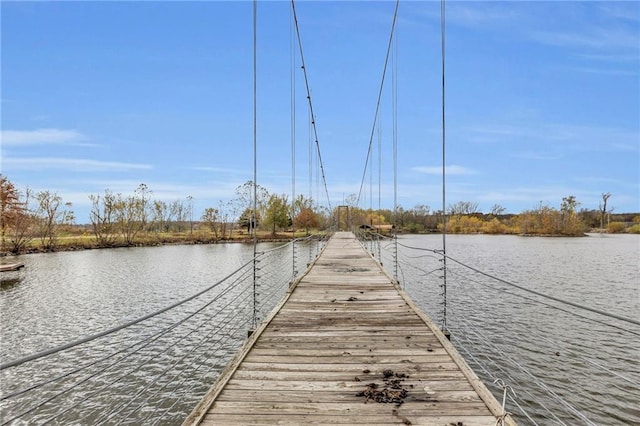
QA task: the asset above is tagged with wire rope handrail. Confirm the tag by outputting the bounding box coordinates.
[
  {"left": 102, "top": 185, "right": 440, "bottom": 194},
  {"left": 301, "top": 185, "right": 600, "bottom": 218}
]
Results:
[
  {"left": 0, "top": 258, "right": 253, "bottom": 372},
  {"left": 375, "top": 238, "right": 640, "bottom": 328},
  {"left": 0, "top": 236, "right": 327, "bottom": 425},
  {"left": 365, "top": 235, "right": 640, "bottom": 425}
]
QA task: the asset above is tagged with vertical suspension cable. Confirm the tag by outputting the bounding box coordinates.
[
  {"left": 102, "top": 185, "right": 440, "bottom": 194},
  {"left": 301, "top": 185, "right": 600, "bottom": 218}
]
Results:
[
  {"left": 315, "top": 139, "right": 320, "bottom": 210},
  {"left": 376, "top": 107, "right": 382, "bottom": 225},
  {"left": 291, "top": 0, "right": 334, "bottom": 216},
  {"left": 369, "top": 126, "right": 373, "bottom": 216},
  {"left": 377, "top": 108, "right": 382, "bottom": 260},
  {"left": 252, "top": 0, "right": 258, "bottom": 329},
  {"left": 440, "top": 0, "right": 449, "bottom": 335},
  {"left": 392, "top": 28, "right": 399, "bottom": 282},
  {"left": 290, "top": 4, "right": 297, "bottom": 277},
  {"left": 356, "top": 0, "right": 400, "bottom": 207},
  {"left": 308, "top": 105, "right": 312, "bottom": 200}
]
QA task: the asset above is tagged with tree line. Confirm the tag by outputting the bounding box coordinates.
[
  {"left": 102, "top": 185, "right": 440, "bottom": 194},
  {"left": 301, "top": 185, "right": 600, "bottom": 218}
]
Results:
[
  {"left": 1, "top": 174, "right": 638, "bottom": 254},
  {"left": 0, "top": 176, "right": 330, "bottom": 253}
]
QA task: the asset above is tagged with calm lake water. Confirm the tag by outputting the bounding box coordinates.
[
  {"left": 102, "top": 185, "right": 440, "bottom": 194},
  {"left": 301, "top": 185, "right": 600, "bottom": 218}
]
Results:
[
  {"left": 1, "top": 234, "right": 639, "bottom": 425},
  {"left": 383, "top": 233, "right": 640, "bottom": 425}
]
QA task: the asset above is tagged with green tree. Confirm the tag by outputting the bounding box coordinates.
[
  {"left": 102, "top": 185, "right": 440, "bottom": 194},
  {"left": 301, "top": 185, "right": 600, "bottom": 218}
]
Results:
[
  {"left": 239, "top": 207, "right": 260, "bottom": 233},
  {"left": 263, "top": 194, "right": 290, "bottom": 236},
  {"left": 560, "top": 195, "right": 583, "bottom": 236}
]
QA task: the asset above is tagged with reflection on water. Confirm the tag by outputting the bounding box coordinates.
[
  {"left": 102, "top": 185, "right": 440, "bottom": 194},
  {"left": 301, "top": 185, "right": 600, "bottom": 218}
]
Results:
[{"left": 0, "top": 275, "right": 23, "bottom": 290}]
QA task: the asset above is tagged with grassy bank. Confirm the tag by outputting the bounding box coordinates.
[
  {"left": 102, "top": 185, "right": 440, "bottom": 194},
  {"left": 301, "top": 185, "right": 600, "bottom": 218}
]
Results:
[{"left": 1, "top": 229, "right": 317, "bottom": 256}]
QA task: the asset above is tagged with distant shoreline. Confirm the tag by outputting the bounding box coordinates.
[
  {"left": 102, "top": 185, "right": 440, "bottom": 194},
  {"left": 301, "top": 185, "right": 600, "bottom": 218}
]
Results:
[
  {"left": 0, "top": 233, "right": 305, "bottom": 257},
  {"left": 5, "top": 228, "right": 638, "bottom": 257}
]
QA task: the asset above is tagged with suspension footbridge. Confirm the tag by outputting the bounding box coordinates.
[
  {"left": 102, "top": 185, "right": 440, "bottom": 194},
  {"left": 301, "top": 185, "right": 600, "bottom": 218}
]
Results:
[
  {"left": 1, "top": 0, "right": 638, "bottom": 424},
  {"left": 184, "top": 232, "right": 512, "bottom": 425}
]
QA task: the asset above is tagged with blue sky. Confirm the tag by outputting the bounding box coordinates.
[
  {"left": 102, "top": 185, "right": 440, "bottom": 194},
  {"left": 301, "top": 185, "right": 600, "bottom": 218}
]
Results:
[{"left": 1, "top": 1, "right": 638, "bottom": 223}]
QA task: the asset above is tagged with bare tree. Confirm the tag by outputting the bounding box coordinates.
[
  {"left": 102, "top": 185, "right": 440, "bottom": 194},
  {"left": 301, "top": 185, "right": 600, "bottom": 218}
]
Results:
[
  {"left": 218, "top": 200, "right": 231, "bottom": 239},
  {"left": 6, "top": 187, "right": 35, "bottom": 253},
  {"left": 170, "top": 199, "right": 188, "bottom": 232},
  {"left": 35, "top": 190, "right": 74, "bottom": 250},
  {"left": 116, "top": 192, "right": 146, "bottom": 245},
  {"left": 201, "top": 207, "right": 219, "bottom": 239},
  {"left": 89, "top": 190, "right": 119, "bottom": 246},
  {"left": 187, "top": 195, "right": 194, "bottom": 236},
  {"left": 490, "top": 204, "right": 506, "bottom": 216},
  {"left": 448, "top": 201, "right": 479, "bottom": 216},
  {"left": 151, "top": 200, "right": 172, "bottom": 233},
  {"left": 1, "top": 175, "right": 20, "bottom": 252},
  {"left": 599, "top": 192, "right": 611, "bottom": 230},
  {"left": 234, "top": 181, "right": 269, "bottom": 237},
  {"left": 135, "top": 183, "right": 152, "bottom": 233}
]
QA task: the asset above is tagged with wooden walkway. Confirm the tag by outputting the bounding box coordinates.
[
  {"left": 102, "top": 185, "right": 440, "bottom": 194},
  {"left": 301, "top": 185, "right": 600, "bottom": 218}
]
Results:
[{"left": 184, "top": 232, "right": 514, "bottom": 425}]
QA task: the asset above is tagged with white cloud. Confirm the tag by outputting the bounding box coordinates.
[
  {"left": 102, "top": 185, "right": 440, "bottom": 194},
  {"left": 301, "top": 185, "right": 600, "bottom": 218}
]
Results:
[
  {"left": 573, "top": 67, "right": 638, "bottom": 77},
  {"left": 412, "top": 165, "right": 477, "bottom": 175},
  {"left": 531, "top": 27, "right": 639, "bottom": 51},
  {"left": 1, "top": 128, "right": 93, "bottom": 146},
  {"left": 3, "top": 157, "right": 152, "bottom": 172},
  {"left": 190, "top": 166, "right": 247, "bottom": 174},
  {"left": 511, "top": 151, "right": 562, "bottom": 161}
]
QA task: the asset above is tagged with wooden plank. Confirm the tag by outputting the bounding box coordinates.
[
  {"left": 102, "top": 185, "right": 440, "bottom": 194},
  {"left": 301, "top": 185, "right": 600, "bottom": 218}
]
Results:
[
  {"left": 237, "top": 361, "right": 463, "bottom": 372},
  {"left": 183, "top": 232, "right": 515, "bottom": 426},
  {"left": 203, "top": 401, "right": 492, "bottom": 415},
  {"left": 224, "top": 378, "right": 478, "bottom": 392},
  {"left": 200, "top": 414, "right": 498, "bottom": 425},
  {"left": 213, "top": 389, "right": 484, "bottom": 403},
  {"left": 242, "top": 354, "right": 458, "bottom": 365}
]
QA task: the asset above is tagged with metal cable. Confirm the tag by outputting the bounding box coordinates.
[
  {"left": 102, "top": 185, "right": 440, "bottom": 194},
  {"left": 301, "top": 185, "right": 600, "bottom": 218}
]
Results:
[
  {"left": 444, "top": 254, "right": 640, "bottom": 327},
  {"left": 150, "top": 313, "right": 254, "bottom": 425},
  {"left": 440, "top": 0, "right": 449, "bottom": 334},
  {"left": 451, "top": 314, "right": 597, "bottom": 425},
  {"left": 111, "top": 286, "right": 256, "bottom": 424},
  {"left": 34, "top": 267, "right": 254, "bottom": 426},
  {"left": 252, "top": 0, "right": 259, "bottom": 330},
  {"left": 356, "top": 0, "right": 400, "bottom": 207},
  {"left": 388, "top": 241, "right": 640, "bottom": 328},
  {"left": 290, "top": 0, "right": 333, "bottom": 213},
  {"left": 0, "top": 259, "right": 254, "bottom": 371},
  {"left": 446, "top": 265, "right": 640, "bottom": 337}
]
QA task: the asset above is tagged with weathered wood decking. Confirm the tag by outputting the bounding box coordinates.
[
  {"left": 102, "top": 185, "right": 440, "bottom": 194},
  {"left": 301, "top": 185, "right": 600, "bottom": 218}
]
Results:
[{"left": 184, "top": 232, "right": 513, "bottom": 425}]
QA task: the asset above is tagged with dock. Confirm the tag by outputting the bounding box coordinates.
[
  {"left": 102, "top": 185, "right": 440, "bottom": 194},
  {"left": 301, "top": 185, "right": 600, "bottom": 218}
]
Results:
[
  {"left": 0, "top": 263, "right": 25, "bottom": 272},
  {"left": 184, "top": 232, "right": 514, "bottom": 425}
]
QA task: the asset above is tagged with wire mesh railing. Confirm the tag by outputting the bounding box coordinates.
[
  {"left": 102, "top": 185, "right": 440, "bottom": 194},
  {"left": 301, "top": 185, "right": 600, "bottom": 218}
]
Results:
[
  {"left": 356, "top": 230, "right": 640, "bottom": 426},
  {"left": 0, "top": 235, "right": 328, "bottom": 425}
]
